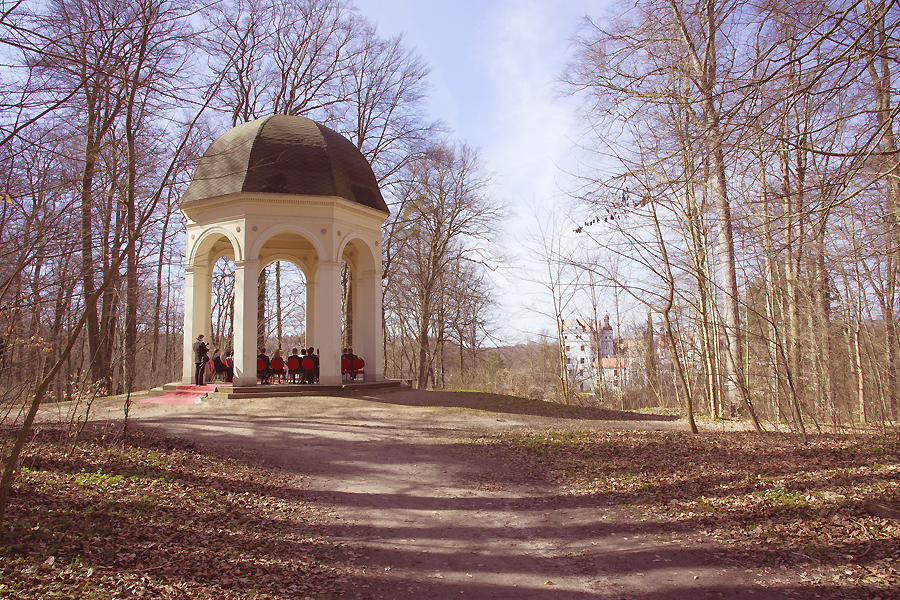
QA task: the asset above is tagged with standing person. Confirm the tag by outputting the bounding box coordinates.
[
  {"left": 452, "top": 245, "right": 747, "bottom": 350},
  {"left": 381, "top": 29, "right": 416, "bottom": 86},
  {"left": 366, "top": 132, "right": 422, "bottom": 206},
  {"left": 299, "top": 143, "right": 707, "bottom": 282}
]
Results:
[
  {"left": 224, "top": 350, "right": 234, "bottom": 383},
  {"left": 309, "top": 347, "right": 320, "bottom": 383},
  {"left": 193, "top": 334, "right": 209, "bottom": 386}
]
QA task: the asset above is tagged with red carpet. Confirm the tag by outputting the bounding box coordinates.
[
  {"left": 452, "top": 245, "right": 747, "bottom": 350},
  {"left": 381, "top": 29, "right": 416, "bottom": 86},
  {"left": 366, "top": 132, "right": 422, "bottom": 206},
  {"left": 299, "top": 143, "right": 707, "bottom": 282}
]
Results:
[{"left": 140, "top": 384, "right": 226, "bottom": 406}]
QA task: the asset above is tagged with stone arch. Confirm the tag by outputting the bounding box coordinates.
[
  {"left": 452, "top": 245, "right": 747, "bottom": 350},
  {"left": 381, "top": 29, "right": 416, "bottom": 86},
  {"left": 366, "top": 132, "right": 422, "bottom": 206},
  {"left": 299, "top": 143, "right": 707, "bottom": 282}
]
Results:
[
  {"left": 258, "top": 254, "right": 312, "bottom": 280},
  {"left": 249, "top": 223, "right": 325, "bottom": 264},
  {"left": 338, "top": 234, "right": 378, "bottom": 273},
  {"left": 189, "top": 226, "right": 243, "bottom": 266}
]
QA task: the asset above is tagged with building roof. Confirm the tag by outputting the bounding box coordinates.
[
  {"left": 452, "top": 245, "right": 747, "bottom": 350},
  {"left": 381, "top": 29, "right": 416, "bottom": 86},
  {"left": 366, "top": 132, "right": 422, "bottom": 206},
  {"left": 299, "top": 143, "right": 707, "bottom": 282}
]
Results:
[{"left": 179, "top": 115, "right": 389, "bottom": 214}]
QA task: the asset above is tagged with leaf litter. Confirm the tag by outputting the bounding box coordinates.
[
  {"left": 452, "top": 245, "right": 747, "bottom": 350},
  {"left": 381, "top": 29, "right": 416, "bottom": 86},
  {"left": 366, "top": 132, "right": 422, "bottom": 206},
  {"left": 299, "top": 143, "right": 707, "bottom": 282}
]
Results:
[
  {"left": 0, "top": 423, "right": 354, "bottom": 599},
  {"left": 4, "top": 414, "right": 900, "bottom": 599},
  {"left": 470, "top": 428, "right": 900, "bottom": 599}
]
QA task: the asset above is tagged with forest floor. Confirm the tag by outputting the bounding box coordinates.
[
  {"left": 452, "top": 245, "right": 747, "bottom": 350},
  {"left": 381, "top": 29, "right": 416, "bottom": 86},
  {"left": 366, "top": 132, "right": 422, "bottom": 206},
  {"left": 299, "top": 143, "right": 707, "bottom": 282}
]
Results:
[{"left": 1, "top": 388, "right": 899, "bottom": 599}]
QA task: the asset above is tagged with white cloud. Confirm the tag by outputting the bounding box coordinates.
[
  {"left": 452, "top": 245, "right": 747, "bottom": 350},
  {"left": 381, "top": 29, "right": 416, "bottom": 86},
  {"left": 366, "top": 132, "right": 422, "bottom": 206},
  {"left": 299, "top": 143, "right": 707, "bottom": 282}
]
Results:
[
  {"left": 478, "top": 0, "right": 583, "bottom": 205},
  {"left": 352, "top": 0, "right": 613, "bottom": 343}
]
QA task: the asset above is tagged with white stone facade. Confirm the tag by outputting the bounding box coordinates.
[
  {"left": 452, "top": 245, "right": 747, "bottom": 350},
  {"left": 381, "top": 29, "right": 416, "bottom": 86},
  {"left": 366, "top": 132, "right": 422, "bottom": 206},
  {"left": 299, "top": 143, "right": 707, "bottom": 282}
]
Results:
[{"left": 563, "top": 315, "right": 631, "bottom": 392}]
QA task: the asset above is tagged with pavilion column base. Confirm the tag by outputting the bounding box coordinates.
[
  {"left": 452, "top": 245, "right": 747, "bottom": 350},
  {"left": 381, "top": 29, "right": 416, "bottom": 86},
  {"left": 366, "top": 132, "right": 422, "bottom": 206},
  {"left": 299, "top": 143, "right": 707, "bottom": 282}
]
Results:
[
  {"left": 319, "top": 374, "right": 341, "bottom": 385},
  {"left": 232, "top": 376, "right": 258, "bottom": 387}
]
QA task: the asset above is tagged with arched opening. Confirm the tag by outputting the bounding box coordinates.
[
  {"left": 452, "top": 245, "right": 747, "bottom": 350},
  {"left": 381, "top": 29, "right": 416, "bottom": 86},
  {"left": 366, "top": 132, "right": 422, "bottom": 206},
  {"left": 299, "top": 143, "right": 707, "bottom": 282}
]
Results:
[
  {"left": 182, "top": 230, "right": 241, "bottom": 384},
  {"left": 257, "top": 259, "right": 307, "bottom": 356},
  {"left": 210, "top": 255, "right": 235, "bottom": 354},
  {"left": 256, "top": 230, "right": 317, "bottom": 362},
  {"left": 340, "top": 238, "right": 380, "bottom": 380},
  {"left": 341, "top": 258, "right": 352, "bottom": 349}
]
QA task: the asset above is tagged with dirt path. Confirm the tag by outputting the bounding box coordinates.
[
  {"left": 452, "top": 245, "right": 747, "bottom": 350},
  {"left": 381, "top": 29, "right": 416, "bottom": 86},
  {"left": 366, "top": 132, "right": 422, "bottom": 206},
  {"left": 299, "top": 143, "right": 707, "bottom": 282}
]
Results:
[{"left": 70, "top": 388, "right": 791, "bottom": 599}]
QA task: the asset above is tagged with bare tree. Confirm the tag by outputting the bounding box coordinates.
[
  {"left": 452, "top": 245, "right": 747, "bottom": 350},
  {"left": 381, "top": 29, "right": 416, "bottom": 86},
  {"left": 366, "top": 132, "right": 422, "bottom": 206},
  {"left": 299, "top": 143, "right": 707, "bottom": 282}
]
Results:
[
  {"left": 385, "top": 143, "right": 504, "bottom": 388},
  {"left": 207, "top": 0, "right": 356, "bottom": 124},
  {"left": 526, "top": 208, "right": 583, "bottom": 403},
  {"left": 337, "top": 23, "right": 443, "bottom": 182}
]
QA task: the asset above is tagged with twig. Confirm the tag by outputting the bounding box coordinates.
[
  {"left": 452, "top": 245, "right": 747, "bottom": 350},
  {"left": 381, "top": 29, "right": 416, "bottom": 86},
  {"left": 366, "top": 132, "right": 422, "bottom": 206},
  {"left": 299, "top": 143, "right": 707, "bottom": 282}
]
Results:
[{"left": 791, "top": 551, "right": 820, "bottom": 563}]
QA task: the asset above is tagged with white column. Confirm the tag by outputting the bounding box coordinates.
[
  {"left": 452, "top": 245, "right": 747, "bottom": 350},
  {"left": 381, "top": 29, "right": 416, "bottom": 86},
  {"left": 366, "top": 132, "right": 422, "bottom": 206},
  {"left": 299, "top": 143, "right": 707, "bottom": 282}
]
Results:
[
  {"left": 314, "top": 261, "right": 342, "bottom": 384},
  {"left": 306, "top": 271, "right": 317, "bottom": 349},
  {"left": 356, "top": 269, "right": 383, "bottom": 381},
  {"left": 183, "top": 264, "right": 211, "bottom": 384},
  {"left": 182, "top": 268, "right": 195, "bottom": 384},
  {"left": 232, "top": 260, "right": 259, "bottom": 386}
]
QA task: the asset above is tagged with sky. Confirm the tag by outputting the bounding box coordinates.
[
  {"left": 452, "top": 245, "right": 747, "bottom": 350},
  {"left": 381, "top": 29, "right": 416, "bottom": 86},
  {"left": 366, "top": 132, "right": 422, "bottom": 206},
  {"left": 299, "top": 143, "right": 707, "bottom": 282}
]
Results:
[{"left": 351, "top": 0, "right": 615, "bottom": 344}]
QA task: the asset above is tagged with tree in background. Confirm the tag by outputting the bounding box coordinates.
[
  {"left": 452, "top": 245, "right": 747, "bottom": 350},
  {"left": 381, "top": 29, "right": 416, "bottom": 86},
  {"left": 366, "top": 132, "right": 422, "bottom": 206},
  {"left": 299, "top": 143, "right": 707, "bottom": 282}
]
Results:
[
  {"left": 383, "top": 143, "right": 505, "bottom": 388},
  {"left": 561, "top": 0, "right": 900, "bottom": 431}
]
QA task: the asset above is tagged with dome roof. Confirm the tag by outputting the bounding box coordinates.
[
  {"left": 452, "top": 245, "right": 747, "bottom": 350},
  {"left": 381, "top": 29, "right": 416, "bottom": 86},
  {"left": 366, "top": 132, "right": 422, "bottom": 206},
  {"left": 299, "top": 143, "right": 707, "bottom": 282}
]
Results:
[{"left": 179, "top": 115, "right": 388, "bottom": 213}]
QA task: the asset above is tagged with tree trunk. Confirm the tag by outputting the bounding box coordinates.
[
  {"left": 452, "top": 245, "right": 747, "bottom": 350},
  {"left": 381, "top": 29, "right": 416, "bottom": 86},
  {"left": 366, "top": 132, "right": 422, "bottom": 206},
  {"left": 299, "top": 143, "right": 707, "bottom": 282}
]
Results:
[
  {"left": 416, "top": 288, "right": 431, "bottom": 388},
  {"left": 668, "top": 0, "right": 761, "bottom": 431},
  {"left": 652, "top": 203, "right": 698, "bottom": 433},
  {"left": 866, "top": 0, "right": 900, "bottom": 419},
  {"left": 151, "top": 191, "right": 174, "bottom": 376},
  {"left": 276, "top": 261, "right": 282, "bottom": 350},
  {"left": 417, "top": 322, "right": 430, "bottom": 389},
  {"left": 124, "top": 112, "right": 139, "bottom": 395},
  {"left": 854, "top": 324, "right": 866, "bottom": 424},
  {"left": 257, "top": 267, "right": 266, "bottom": 350},
  {"left": 80, "top": 106, "right": 103, "bottom": 388}
]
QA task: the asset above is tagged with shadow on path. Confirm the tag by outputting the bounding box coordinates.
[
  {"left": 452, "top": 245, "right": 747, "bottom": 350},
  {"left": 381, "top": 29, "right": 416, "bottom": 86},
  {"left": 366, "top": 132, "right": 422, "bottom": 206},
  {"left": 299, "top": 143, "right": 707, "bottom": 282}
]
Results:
[{"left": 127, "top": 396, "right": 847, "bottom": 599}]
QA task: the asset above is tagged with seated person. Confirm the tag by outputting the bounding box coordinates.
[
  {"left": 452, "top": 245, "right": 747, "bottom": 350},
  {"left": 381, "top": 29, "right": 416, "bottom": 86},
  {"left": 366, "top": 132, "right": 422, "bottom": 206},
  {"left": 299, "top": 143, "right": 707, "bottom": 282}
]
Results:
[
  {"left": 299, "top": 349, "right": 309, "bottom": 383},
  {"left": 310, "top": 347, "right": 320, "bottom": 383},
  {"left": 272, "top": 349, "right": 285, "bottom": 383},
  {"left": 345, "top": 346, "right": 359, "bottom": 380},
  {"left": 257, "top": 348, "right": 271, "bottom": 384},
  {"left": 340, "top": 347, "right": 352, "bottom": 379},
  {"left": 211, "top": 348, "right": 229, "bottom": 381},
  {"left": 309, "top": 348, "right": 319, "bottom": 383},
  {"left": 287, "top": 348, "right": 301, "bottom": 383}
]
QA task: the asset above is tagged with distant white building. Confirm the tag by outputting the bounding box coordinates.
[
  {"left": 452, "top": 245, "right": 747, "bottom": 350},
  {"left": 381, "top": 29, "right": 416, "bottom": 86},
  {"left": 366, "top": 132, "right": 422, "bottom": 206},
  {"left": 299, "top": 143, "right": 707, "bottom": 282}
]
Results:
[
  {"left": 563, "top": 315, "right": 634, "bottom": 392},
  {"left": 563, "top": 318, "right": 597, "bottom": 391}
]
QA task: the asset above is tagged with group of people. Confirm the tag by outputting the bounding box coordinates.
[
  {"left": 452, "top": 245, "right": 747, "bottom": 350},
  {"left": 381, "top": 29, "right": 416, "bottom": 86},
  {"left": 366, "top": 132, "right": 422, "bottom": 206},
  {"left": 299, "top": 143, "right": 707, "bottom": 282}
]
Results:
[
  {"left": 257, "top": 347, "right": 320, "bottom": 384},
  {"left": 192, "top": 334, "right": 234, "bottom": 386},
  {"left": 193, "top": 335, "right": 361, "bottom": 386}
]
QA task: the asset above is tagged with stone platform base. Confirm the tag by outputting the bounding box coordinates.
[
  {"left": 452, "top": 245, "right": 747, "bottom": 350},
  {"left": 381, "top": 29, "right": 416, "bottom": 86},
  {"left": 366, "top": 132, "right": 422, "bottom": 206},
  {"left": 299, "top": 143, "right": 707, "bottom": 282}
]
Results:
[{"left": 150, "top": 380, "right": 404, "bottom": 401}]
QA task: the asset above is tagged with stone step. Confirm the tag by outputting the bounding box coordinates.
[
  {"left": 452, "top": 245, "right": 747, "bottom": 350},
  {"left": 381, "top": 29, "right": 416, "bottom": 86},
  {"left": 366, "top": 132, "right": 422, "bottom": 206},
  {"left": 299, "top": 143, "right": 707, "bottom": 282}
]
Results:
[
  {"left": 175, "top": 384, "right": 220, "bottom": 393},
  {"left": 208, "top": 380, "right": 404, "bottom": 399},
  {"left": 151, "top": 380, "right": 403, "bottom": 401}
]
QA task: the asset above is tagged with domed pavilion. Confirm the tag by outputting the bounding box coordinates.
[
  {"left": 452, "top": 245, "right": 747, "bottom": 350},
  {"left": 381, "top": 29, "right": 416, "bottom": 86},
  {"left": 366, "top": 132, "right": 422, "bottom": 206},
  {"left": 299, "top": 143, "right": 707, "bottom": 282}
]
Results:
[{"left": 180, "top": 115, "right": 389, "bottom": 385}]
